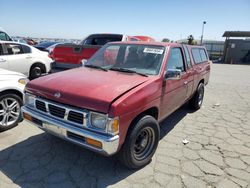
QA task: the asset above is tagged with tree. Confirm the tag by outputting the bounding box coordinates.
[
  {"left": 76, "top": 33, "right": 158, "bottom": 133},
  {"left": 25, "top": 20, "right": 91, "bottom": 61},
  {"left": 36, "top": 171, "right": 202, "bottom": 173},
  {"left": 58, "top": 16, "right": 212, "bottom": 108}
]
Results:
[
  {"left": 162, "top": 38, "right": 170, "bottom": 42},
  {"left": 187, "top": 35, "right": 194, "bottom": 45}
]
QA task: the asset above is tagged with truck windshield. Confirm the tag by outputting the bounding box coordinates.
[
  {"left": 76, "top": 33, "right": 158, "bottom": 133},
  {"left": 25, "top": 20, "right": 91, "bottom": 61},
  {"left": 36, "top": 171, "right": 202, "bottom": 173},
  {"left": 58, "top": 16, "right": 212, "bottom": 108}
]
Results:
[{"left": 86, "top": 44, "right": 165, "bottom": 75}]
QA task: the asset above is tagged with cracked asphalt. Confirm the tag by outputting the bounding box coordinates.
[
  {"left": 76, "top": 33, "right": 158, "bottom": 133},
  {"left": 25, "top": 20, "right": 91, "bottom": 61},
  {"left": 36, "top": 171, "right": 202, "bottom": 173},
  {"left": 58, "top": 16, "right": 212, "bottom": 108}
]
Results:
[{"left": 1, "top": 64, "right": 250, "bottom": 188}]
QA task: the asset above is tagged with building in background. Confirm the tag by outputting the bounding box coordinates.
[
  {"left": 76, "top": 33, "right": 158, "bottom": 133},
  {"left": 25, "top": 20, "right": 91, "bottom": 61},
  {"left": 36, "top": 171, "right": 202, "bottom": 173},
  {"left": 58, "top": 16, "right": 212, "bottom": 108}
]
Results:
[
  {"left": 177, "top": 39, "right": 224, "bottom": 61},
  {"left": 222, "top": 31, "right": 250, "bottom": 64},
  {"left": 202, "top": 40, "right": 224, "bottom": 61}
]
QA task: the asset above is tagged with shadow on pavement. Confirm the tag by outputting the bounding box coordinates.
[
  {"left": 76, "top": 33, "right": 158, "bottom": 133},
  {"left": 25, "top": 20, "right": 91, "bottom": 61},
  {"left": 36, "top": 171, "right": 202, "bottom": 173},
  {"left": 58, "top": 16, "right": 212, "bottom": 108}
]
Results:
[
  {"left": 160, "top": 104, "right": 194, "bottom": 139},
  {"left": 0, "top": 104, "right": 193, "bottom": 187}
]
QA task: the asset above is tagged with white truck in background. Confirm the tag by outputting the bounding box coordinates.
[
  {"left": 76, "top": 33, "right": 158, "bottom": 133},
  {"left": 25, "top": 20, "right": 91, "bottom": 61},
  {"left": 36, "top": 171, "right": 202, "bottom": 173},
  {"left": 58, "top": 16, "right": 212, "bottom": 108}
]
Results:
[{"left": 0, "top": 27, "right": 12, "bottom": 41}]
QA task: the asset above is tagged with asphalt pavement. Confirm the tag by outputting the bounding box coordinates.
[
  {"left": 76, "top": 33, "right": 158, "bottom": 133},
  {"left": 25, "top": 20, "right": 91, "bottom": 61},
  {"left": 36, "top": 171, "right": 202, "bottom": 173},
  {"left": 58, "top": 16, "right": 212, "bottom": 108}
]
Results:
[{"left": 1, "top": 64, "right": 250, "bottom": 188}]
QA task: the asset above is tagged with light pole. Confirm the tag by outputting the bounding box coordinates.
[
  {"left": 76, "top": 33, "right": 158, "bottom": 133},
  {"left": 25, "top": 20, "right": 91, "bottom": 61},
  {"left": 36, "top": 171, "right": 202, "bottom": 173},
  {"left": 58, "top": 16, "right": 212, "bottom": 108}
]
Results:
[{"left": 200, "top": 21, "right": 206, "bottom": 45}]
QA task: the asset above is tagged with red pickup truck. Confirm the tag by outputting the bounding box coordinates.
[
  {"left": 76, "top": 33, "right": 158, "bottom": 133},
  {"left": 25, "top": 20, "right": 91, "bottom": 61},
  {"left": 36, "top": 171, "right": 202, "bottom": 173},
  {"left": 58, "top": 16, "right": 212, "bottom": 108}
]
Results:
[
  {"left": 50, "top": 34, "right": 155, "bottom": 72},
  {"left": 22, "top": 41, "right": 210, "bottom": 169}
]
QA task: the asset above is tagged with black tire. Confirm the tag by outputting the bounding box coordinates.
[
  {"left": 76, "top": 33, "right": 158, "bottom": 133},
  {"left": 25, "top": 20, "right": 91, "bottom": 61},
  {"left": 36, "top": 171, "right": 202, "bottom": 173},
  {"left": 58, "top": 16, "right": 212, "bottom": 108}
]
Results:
[
  {"left": 0, "top": 93, "right": 23, "bottom": 132},
  {"left": 118, "top": 115, "right": 160, "bottom": 169},
  {"left": 29, "top": 63, "right": 45, "bottom": 80},
  {"left": 189, "top": 82, "right": 205, "bottom": 110}
]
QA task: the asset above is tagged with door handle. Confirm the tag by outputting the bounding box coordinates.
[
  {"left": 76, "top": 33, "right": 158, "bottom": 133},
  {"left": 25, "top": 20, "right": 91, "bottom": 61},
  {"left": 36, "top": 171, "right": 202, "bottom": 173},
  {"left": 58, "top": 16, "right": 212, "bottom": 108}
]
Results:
[
  {"left": 26, "top": 56, "right": 32, "bottom": 59},
  {"left": 0, "top": 58, "right": 6, "bottom": 63},
  {"left": 184, "top": 81, "right": 188, "bottom": 85}
]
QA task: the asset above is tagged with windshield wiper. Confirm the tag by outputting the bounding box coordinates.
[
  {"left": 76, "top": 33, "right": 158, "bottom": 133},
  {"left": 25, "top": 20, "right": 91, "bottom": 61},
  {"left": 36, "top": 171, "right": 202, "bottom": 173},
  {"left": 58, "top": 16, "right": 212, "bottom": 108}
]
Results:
[
  {"left": 109, "top": 67, "right": 148, "bottom": 77},
  {"left": 84, "top": 64, "right": 108, "bottom": 71}
]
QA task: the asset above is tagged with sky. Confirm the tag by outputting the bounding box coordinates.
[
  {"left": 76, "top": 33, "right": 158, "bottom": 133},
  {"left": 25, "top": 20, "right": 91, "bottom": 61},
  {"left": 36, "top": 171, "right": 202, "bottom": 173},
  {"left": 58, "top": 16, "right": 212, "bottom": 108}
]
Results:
[{"left": 1, "top": 0, "right": 250, "bottom": 41}]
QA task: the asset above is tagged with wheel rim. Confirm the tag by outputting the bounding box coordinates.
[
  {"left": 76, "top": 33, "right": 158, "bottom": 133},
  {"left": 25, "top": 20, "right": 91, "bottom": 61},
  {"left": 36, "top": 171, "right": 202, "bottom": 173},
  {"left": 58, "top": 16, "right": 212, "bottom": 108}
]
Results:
[
  {"left": 133, "top": 127, "right": 155, "bottom": 161},
  {"left": 198, "top": 86, "right": 204, "bottom": 106},
  {"left": 0, "top": 98, "right": 20, "bottom": 127},
  {"left": 33, "top": 67, "right": 42, "bottom": 77}
]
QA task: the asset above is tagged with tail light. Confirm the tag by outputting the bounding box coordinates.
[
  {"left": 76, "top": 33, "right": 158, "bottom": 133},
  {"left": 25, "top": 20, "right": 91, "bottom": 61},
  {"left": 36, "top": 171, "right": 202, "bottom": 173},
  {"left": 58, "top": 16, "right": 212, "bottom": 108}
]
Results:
[{"left": 48, "top": 48, "right": 54, "bottom": 59}]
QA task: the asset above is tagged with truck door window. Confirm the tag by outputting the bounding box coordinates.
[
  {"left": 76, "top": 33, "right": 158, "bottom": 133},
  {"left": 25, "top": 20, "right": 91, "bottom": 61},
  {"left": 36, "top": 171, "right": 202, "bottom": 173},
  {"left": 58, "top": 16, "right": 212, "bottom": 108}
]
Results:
[
  {"left": 166, "top": 48, "right": 185, "bottom": 72},
  {"left": 183, "top": 45, "right": 192, "bottom": 69}
]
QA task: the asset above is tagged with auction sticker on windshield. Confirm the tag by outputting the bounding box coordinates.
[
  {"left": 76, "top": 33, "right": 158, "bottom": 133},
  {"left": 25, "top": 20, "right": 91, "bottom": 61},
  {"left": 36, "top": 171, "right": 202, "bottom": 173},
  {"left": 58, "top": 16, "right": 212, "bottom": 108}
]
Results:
[{"left": 143, "top": 48, "right": 164, "bottom": 54}]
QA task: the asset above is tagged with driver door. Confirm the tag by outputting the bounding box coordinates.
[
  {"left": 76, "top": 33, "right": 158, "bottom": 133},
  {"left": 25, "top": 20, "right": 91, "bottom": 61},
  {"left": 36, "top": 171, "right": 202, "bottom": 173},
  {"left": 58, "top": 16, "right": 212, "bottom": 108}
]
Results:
[{"left": 160, "top": 47, "right": 188, "bottom": 119}]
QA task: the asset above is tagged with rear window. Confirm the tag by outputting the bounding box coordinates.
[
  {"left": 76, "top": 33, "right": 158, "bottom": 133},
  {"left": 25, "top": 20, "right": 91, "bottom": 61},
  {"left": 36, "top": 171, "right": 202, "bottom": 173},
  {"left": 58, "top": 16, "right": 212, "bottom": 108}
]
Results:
[
  {"left": 82, "top": 35, "right": 123, "bottom": 45},
  {"left": 191, "top": 48, "right": 208, "bottom": 64}
]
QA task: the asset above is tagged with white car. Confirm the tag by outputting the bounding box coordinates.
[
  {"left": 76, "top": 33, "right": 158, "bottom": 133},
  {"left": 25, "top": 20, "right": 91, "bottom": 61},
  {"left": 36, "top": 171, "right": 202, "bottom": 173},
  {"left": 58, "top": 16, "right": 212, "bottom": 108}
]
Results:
[
  {"left": 0, "top": 68, "right": 29, "bottom": 131},
  {"left": 0, "top": 41, "right": 53, "bottom": 79}
]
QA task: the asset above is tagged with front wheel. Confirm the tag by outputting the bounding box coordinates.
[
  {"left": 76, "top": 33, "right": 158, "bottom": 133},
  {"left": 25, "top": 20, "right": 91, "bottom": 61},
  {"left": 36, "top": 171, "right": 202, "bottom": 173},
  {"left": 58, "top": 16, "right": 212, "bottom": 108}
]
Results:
[
  {"left": 0, "top": 94, "right": 23, "bottom": 132},
  {"left": 118, "top": 115, "right": 160, "bottom": 169},
  {"left": 29, "top": 64, "right": 45, "bottom": 80}
]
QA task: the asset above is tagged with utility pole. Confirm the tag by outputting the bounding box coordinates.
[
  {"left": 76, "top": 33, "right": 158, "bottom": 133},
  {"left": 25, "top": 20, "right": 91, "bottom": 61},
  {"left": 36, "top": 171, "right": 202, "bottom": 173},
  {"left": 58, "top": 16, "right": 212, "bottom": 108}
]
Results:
[{"left": 200, "top": 21, "right": 206, "bottom": 45}]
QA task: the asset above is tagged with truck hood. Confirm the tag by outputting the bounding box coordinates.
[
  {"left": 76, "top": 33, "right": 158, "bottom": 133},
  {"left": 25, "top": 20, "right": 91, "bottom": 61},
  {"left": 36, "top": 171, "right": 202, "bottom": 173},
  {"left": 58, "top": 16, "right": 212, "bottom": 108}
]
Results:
[{"left": 26, "top": 67, "right": 150, "bottom": 113}]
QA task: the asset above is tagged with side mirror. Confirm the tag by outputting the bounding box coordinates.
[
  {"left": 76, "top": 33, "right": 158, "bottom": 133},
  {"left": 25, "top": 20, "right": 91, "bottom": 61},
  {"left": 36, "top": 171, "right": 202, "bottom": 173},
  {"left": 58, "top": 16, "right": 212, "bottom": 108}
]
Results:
[
  {"left": 165, "top": 69, "right": 181, "bottom": 80},
  {"left": 81, "top": 59, "right": 88, "bottom": 66}
]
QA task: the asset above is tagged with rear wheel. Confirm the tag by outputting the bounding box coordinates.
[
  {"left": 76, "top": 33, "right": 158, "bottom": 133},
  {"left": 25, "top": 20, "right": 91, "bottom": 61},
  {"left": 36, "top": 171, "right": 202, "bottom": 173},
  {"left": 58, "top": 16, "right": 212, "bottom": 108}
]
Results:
[
  {"left": 119, "top": 115, "right": 160, "bottom": 169},
  {"left": 189, "top": 82, "right": 205, "bottom": 110},
  {"left": 0, "top": 94, "right": 22, "bottom": 132},
  {"left": 29, "top": 63, "right": 45, "bottom": 80}
]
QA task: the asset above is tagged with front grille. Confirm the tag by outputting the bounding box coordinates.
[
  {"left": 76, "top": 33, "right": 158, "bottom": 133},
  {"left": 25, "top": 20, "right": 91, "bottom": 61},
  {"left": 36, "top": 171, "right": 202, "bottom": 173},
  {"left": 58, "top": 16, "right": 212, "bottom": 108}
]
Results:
[
  {"left": 35, "top": 99, "right": 86, "bottom": 127},
  {"left": 35, "top": 100, "right": 46, "bottom": 112},
  {"left": 48, "top": 104, "right": 65, "bottom": 118},
  {"left": 68, "top": 111, "right": 84, "bottom": 124}
]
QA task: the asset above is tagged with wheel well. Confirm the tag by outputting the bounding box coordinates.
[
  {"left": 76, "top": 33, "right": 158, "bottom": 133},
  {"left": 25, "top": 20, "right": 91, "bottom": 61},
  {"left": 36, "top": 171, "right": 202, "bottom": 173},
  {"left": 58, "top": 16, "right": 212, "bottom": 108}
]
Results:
[
  {"left": 199, "top": 79, "right": 204, "bottom": 85},
  {"left": 142, "top": 107, "right": 159, "bottom": 120},
  {"left": 0, "top": 89, "right": 23, "bottom": 100},
  {"left": 29, "top": 62, "right": 46, "bottom": 75},
  {"left": 121, "top": 107, "right": 159, "bottom": 148},
  {"left": 130, "top": 107, "right": 159, "bottom": 128}
]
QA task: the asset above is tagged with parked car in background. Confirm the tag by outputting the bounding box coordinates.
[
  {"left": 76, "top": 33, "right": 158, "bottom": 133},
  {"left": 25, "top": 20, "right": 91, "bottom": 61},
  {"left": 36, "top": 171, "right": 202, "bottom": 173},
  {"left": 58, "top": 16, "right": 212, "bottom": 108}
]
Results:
[
  {"left": 22, "top": 42, "right": 210, "bottom": 169},
  {"left": 50, "top": 33, "right": 155, "bottom": 72},
  {"left": 26, "top": 38, "right": 38, "bottom": 46},
  {"left": 0, "top": 41, "right": 52, "bottom": 79},
  {"left": 0, "top": 68, "right": 28, "bottom": 131},
  {"left": 0, "top": 27, "right": 12, "bottom": 41},
  {"left": 132, "top": 36, "right": 155, "bottom": 42},
  {"left": 12, "top": 38, "right": 27, "bottom": 44},
  {"left": 34, "top": 41, "right": 60, "bottom": 52}
]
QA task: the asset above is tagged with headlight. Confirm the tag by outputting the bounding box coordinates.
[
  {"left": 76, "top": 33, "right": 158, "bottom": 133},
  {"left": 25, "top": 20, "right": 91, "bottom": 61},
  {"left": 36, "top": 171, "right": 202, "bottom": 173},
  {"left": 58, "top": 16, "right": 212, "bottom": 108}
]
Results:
[
  {"left": 24, "top": 93, "right": 36, "bottom": 107},
  {"left": 90, "top": 112, "right": 107, "bottom": 130},
  {"left": 89, "top": 112, "right": 119, "bottom": 135},
  {"left": 18, "top": 78, "right": 29, "bottom": 85}
]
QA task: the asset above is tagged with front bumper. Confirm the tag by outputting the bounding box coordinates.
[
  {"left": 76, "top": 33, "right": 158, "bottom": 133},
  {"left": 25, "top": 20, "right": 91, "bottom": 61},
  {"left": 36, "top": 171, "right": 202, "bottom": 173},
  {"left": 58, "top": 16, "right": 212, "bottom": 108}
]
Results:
[{"left": 21, "top": 106, "right": 120, "bottom": 156}]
